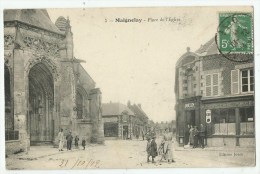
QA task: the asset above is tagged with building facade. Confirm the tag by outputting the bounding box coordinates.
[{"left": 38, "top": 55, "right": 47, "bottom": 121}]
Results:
[
  {"left": 102, "top": 101, "right": 150, "bottom": 140},
  {"left": 128, "top": 102, "right": 150, "bottom": 139},
  {"left": 102, "top": 102, "right": 135, "bottom": 139},
  {"left": 175, "top": 38, "right": 254, "bottom": 147},
  {"left": 4, "top": 9, "right": 104, "bottom": 154}
]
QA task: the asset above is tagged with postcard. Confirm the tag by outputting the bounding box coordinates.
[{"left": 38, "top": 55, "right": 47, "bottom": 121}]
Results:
[{"left": 2, "top": 5, "right": 258, "bottom": 172}]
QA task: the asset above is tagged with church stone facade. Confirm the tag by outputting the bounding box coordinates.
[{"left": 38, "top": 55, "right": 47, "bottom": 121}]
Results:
[{"left": 4, "top": 9, "right": 104, "bottom": 154}]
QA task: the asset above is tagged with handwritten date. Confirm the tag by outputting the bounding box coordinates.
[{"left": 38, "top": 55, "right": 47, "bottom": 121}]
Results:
[{"left": 59, "top": 159, "right": 101, "bottom": 169}]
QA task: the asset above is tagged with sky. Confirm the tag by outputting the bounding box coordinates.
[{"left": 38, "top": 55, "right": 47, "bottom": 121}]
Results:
[{"left": 47, "top": 7, "right": 251, "bottom": 122}]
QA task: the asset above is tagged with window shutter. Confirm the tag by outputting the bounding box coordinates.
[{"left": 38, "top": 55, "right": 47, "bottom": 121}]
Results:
[
  {"left": 231, "top": 69, "right": 239, "bottom": 94},
  {"left": 213, "top": 73, "right": 219, "bottom": 96},
  {"left": 205, "top": 75, "right": 211, "bottom": 96}
]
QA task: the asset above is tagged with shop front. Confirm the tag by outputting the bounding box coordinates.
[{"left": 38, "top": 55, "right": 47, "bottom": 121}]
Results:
[
  {"left": 201, "top": 95, "right": 255, "bottom": 147},
  {"left": 176, "top": 96, "right": 201, "bottom": 146}
]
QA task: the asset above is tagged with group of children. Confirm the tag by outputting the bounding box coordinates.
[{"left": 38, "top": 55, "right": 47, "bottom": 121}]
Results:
[
  {"left": 146, "top": 135, "right": 158, "bottom": 163},
  {"left": 57, "top": 129, "right": 87, "bottom": 151},
  {"left": 74, "top": 136, "right": 86, "bottom": 150},
  {"left": 146, "top": 129, "right": 175, "bottom": 163}
]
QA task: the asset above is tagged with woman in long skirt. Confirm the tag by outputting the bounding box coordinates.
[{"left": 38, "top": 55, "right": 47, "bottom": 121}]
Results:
[
  {"left": 189, "top": 125, "right": 195, "bottom": 145},
  {"left": 163, "top": 128, "right": 175, "bottom": 163}
]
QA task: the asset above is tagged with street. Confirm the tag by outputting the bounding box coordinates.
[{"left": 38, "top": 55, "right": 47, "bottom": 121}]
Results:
[{"left": 6, "top": 138, "right": 255, "bottom": 169}]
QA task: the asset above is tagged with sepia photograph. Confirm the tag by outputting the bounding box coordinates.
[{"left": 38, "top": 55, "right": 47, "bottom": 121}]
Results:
[{"left": 2, "top": 4, "right": 258, "bottom": 172}]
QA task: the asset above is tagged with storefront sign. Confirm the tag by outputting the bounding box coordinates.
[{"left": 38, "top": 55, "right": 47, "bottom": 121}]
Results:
[
  {"left": 206, "top": 109, "right": 211, "bottom": 123},
  {"left": 103, "top": 117, "right": 118, "bottom": 123},
  {"left": 185, "top": 103, "right": 195, "bottom": 109}
]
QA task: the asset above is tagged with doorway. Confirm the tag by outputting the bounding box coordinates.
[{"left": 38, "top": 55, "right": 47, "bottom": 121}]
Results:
[
  {"left": 123, "top": 125, "right": 128, "bottom": 140},
  {"left": 186, "top": 110, "right": 195, "bottom": 127},
  {"left": 28, "top": 63, "right": 54, "bottom": 143}
]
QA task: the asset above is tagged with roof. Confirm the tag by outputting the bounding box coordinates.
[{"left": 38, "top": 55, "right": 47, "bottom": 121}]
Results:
[
  {"left": 55, "top": 16, "right": 67, "bottom": 32},
  {"left": 128, "top": 104, "right": 148, "bottom": 119},
  {"left": 73, "top": 62, "right": 96, "bottom": 90},
  {"left": 195, "top": 37, "right": 218, "bottom": 56},
  {"left": 4, "top": 9, "right": 63, "bottom": 35},
  {"left": 102, "top": 102, "right": 134, "bottom": 116}
]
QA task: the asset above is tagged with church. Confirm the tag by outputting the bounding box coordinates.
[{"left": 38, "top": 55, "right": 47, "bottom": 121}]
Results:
[{"left": 4, "top": 9, "right": 104, "bottom": 154}]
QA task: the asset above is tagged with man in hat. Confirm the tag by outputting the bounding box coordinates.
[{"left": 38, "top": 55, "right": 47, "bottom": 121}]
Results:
[
  {"left": 199, "top": 124, "right": 206, "bottom": 149},
  {"left": 66, "top": 131, "right": 73, "bottom": 151},
  {"left": 193, "top": 126, "right": 199, "bottom": 148}
]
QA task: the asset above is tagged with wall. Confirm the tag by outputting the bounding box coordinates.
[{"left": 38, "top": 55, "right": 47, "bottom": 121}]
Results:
[{"left": 202, "top": 55, "right": 253, "bottom": 95}]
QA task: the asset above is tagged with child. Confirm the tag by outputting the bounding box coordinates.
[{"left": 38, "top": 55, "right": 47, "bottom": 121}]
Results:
[
  {"left": 82, "top": 137, "right": 86, "bottom": 150},
  {"left": 158, "top": 140, "right": 166, "bottom": 161},
  {"left": 150, "top": 135, "right": 158, "bottom": 163},
  {"left": 146, "top": 137, "right": 152, "bottom": 162}
]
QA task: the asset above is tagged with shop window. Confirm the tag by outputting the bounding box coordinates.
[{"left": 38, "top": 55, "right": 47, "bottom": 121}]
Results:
[
  {"left": 211, "top": 108, "right": 235, "bottom": 135},
  {"left": 239, "top": 107, "right": 255, "bottom": 135},
  {"left": 104, "top": 122, "right": 118, "bottom": 137}
]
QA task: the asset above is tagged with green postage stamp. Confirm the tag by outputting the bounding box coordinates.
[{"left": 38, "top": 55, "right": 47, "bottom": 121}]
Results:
[{"left": 218, "top": 13, "right": 253, "bottom": 53}]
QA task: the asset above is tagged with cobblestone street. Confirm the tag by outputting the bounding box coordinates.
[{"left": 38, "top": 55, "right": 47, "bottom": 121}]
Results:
[{"left": 6, "top": 138, "right": 255, "bottom": 170}]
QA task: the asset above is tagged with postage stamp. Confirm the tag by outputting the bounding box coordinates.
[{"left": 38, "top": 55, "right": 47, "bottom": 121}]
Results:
[{"left": 218, "top": 13, "right": 253, "bottom": 54}]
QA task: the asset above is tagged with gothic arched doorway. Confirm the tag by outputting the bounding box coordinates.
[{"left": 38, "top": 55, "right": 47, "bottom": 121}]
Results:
[
  {"left": 5, "top": 65, "right": 13, "bottom": 131},
  {"left": 28, "top": 63, "right": 54, "bottom": 143}
]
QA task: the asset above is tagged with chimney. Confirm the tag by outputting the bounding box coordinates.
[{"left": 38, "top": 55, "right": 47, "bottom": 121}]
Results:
[{"left": 138, "top": 104, "right": 141, "bottom": 109}]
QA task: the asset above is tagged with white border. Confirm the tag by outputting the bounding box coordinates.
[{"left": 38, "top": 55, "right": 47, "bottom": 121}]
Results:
[{"left": 1, "top": 1, "right": 259, "bottom": 174}]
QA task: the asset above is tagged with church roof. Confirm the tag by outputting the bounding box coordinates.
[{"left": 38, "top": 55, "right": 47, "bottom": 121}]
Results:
[
  {"left": 102, "top": 102, "right": 134, "bottom": 116},
  {"left": 4, "top": 9, "right": 64, "bottom": 35},
  {"left": 55, "top": 16, "right": 67, "bottom": 32}
]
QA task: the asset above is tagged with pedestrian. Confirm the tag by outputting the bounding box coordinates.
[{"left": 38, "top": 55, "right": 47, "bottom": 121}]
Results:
[
  {"left": 150, "top": 135, "right": 158, "bottom": 163},
  {"left": 58, "top": 128, "right": 64, "bottom": 151},
  {"left": 199, "top": 124, "right": 206, "bottom": 149},
  {"left": 146, "top": 137, "right": 152, "bottom": 162},
  {"left": 158, "top": 139, "right": 166, "bottom": 161},
  {"left": 75, "top": 135, "right": 79, "bottom": 149},
  {"left": 185, "top": 124, "right": 190, "bottom": 145},
  {"left": 142, "top": 129, "right": 145, "bottom": 140},
  {"left": 66, "top": 131, "right": 73, "bottom": 151},
  {"left": 163, "top": 128, "right": 175, "bottom": 163},
  {"left": 189, "top": 125, "right": 195, "bottom": 146},
  {"left": 193, "top": 126, "right": 199, "bottom": 148},
  {"left": 82, "top": 137, "right": 86, "bottom": 150}
]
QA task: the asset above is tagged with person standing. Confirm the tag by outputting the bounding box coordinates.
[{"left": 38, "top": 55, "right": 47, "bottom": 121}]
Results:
[
  {"left": 142, "top": 129, "right": 145, "bottom": 141},
  {"left": 146, "top": 137, "right": 152, "bottom": 162},
  {"left": 150, "top": 135, "right": 158, "bottom": 163},
  {"left": 193, "top": 126, "right": 199, "bottom": 148},
  {"left": 185, "top": 124, "right": 190, "bottom": 145},
  {"left": 163, "top": 128, "right": 175, "bottom": 163},
  {"left": 66, "top": 131, "right": 73, "bottom": 151},
  {"left": 189, "top": 125, "right": 195, "bottom": 146},
  {"left": 199, "top": 124, "right": 206, "bottom": 149},
  {"left": 58, "top": 128, "right": 64, "bottom": 151},
  {"left": 82, "top": 137, "right": 86, "bottom": 150},
  {"left": 75, "top": 136, "right": 79, "bottom": 149}
]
